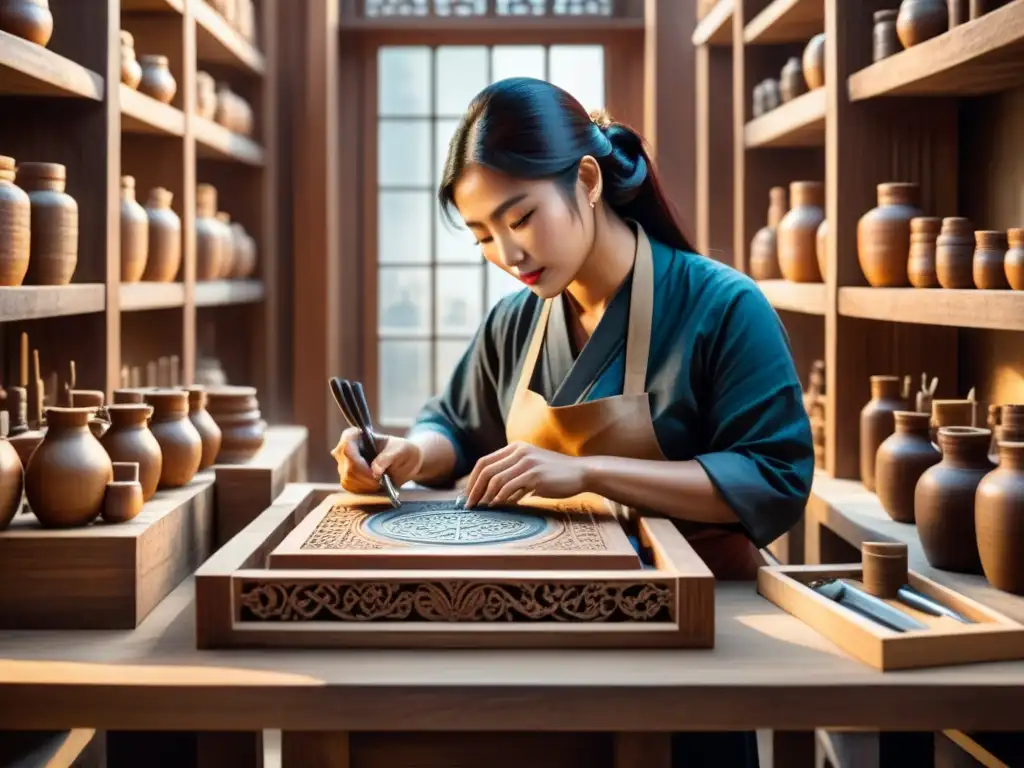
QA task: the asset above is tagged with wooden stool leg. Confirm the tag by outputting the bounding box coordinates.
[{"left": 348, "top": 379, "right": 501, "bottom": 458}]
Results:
[
  {"left": 281, "top": 731, "right": 350, "bottom": 768},
  {"left": 615, "top": 732, "right": 672, "bottom": 768}
]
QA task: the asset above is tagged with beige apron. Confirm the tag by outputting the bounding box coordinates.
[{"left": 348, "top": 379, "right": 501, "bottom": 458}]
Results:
[{"left": 504, "top": 225, "right": 764, "bottom": 580}]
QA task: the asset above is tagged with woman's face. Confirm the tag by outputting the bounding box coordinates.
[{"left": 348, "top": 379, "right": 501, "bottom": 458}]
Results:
[{"left": 452, "top": 162, "right": 598, "bottom": 299}]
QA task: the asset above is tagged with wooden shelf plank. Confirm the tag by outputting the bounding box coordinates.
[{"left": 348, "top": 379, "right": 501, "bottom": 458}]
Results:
[
  {"left": 838, "top": 287, "right": 1024, "bottom": 331},
  {"left": 120, "top": 282, "right": 186, "bottom": 311},
  {"left": 121, "top": 0, "right": 184, "bottom": 11},
  {"left": 0, "top": 31, "right": 103, "bottom": 100},
  {"left": 194, "top": 0, "right": 266, "bottom": 76},
  {"left": 120, "top": 84, "right": 186, "bottom": 136},
  {"left": 0, "top": 285, "right": 106, "bottom": 321},
  {"left": 744, "top": 87, "right": 826, "bottom": 148},
  {"left": 194, "top": 117, "right": 265, "bottom": 166},
  {"left": 692, "top": 0, "right": 734, "bottom": 46},
  {"left": 744, "top": 0, "right": 824, "bottom": 44},
  {"left": 757, "top": 279, "right": 827, "bottom": 315},
  {"left": 195, "top": 279, "right": 265, "bottom": 307},
  {"left": 848, "top": 0, "right": 1024, "bottom": 100}
]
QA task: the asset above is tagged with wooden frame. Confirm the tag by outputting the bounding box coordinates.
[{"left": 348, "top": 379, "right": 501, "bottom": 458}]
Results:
[{"left": 195, "top": 483, "right": 715, "bottom": 649}]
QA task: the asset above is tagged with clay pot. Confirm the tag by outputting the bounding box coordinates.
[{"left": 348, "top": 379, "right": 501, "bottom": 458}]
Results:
[
  {"left": 101, "top": 404, "right": 162, "bottom": 501},
  {"left": 896, "top": 0, "right": 948, "bottom": 48},
  {"left": 752, "top": 82, "right": 767, "bottom": 118},
  {"left": 816, "top": 220, "right": 828, "bottom": 283},
  {"left": 802, "top": 34, "right": 825, "bottom": 89},
  {"left": 857, "top": 182, "right": 922, "bottom": 288},
  {"left": 196, "top": 71, "right": 217, "bottom": 120},
  {"left": 69, "top": 389, "right": 107, "bottom": 439},
  {"left": 120, "top": 175, "right": 148, "bottom": 283},
  {"left": 184, "top": 386, "right": 222, "bottom": 471},
  {"left": 206, "top": 385, "right": 267, "bottom": 463},
  {"left": 1006, "top": 228, "right": 1024, "bottom": 290},
  {"left": 25, "top": 407, "right": 113, "bottom": 528},
  {"left": 0, "top": 0, "right": 53, "bottom": 46},
  {"left": 970, "top": 0, "right": 1000, "bottom": 18},
  {"left": 144, "top": 390, "right": 202, "bottom": 488},
  {"left": 860, "top": 375, "right": 909, "bottom": 492},
  {"left": 873, "top": 10, "right": 901, "bottom": 61},
  {"left": 976, "top": 441, "right": 1024, "bottom": 593},
  {"left": 120, "top": 30, "right": 142, "bottom": 90},
  {"left": 0, "top": 414, "right": 23, "bottom": 531},
  {"left": 995, "top": 405, "right": 1024, "bottom": 461},
  {"left": 215, "top": 83, "right": 237, "bottom": 131},
  {"left": 196, "top": 357, "right": 228, "bottom": 388},
  {"left": 0, "top": 154, "right": 30, "bottom": 287},
  {"left": 916, "top": 427, "right": 993, "bottom": 573},
  {"left": 142, "top": 187, "right": 181, "bottom": 282},
  {"left": 112, "top": 387, "right": 154, "bottom": 405},
  {"left": 935, "top": 217, "right": 975, "bottom": 289},
  {"left": 948, "top": 0, "right": 968, "bottom": 25},
  {"left": 931, "top": 399, "right": 975, "bottom": 446},
  {"left": 875, "top": 411, "right": 941, "bottom": 523},
  {"left": 195, "top": 184, "right": 225, "bottom": 281},
  {"left": 777, "top": 181, "right": 824, "bottom": 283},
  {"left": 232, "top": 225, "right": 257, "bottom": 278},
  {"left": 780, "top": 57, "right": 807, "bottom": 103},
  {"left": 215, "top": 212, "right": 236, "bottom": 279},
  {"left": 103, "top": 462, "right": 144, "bottom": 524},
  {"left": 749, "top": 187, "right": 785, "bottom": 281},
  {"left": 907, "top": 216, "right": 941, "bottom": 288},
  {"left": 972, "top": 230, "right": 1009, "bottom": 290},
  {"left": 16, "top": 162, "right": 78, "bottom": 286},
  {"left": 762, "top": 79, "right": 781, "bottom": 111},
  {"left": 234, "top": 95, "right": 254, "bottom": 137},
  {"left": 138, "top": 55, "right": 177, "bottom": 104}
]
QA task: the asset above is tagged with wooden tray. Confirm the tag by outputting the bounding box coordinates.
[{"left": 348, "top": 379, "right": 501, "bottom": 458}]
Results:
[
  {"left": 195, "top": 484, "right": 715, "bottom": 649},
  {"left": 757, "top": 564, "right": 1024, "bottom": 670}
]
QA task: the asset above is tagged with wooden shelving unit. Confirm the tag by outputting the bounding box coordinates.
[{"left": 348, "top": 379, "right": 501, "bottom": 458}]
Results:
[
  {"left": 0, "top": 0, "right": 279, "bottom": 417},
  {"left": 743, "top": 86, "right": 825, "bottom": 147},
  {"left": 692, "top": 0, "right": 734, "bottom": 46},
  {"left": 743, "top": 0, "right": 823, "bottom": 44},
  {"left": 756, "top": 279, "right": 826, "bottom": 315}
]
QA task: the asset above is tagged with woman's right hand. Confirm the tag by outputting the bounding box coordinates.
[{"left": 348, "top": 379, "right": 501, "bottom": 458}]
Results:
[{"left": 331, "top": 427, "right": 423, "bottom": 494}]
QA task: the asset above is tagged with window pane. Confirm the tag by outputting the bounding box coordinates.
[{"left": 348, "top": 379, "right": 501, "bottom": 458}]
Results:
[
  {"left": 435, "top": 265, "right": 483, "bottom": 336},
  {"left": 436, "top": 46, "right": 488, "bottom": 116},
  {"left": 491, "top": 45, "right": 546, "bottom": 82},
  {"left": 486, "top": 261, "right": 525, "bottom": 308},
  {"left": 378, "top": 47, "right": 431, "bottom": 116},
  {"left": 378, "top": 191, "right": 431, "bottom": 264},
  {"left": 379, "top": 340, "right": 431, "bottom": 425},
  {"left": 379, "top": 119, "right": 432, "bottom": 187},
  {"left": 549, "top": 45, "right": 605, "bottom": 111},
  {"left": 436, "top": 203, "right": 479, "bottom": 263},
  {"left": 379, "top": 266, "right": 431, "bottom": 337},
  {"left": 435, "top": 339, "right": 473, "bottom": 394}
]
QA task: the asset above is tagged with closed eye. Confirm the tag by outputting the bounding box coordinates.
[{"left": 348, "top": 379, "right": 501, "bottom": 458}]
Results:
[{"left": 511, "top": 210, "right": 534, "bottom": 230}]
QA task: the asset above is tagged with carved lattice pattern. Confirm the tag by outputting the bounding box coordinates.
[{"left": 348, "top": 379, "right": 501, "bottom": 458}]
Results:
[
  {"left": 364, "top": 0, "right": 430, "bottom": 17},
  {"left": 552, "top": 0, "right": 612, "bottom": 15},
  {"left": 495, "top": 0, "right": 548, "bottom": 14},
  {"left": 434, "top": 0, "right": 488, "bottom": 15}
]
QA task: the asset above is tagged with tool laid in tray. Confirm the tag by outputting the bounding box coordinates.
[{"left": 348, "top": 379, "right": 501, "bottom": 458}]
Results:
[{"left": 328, "top": 377, "right": 401, "bottom": 508}]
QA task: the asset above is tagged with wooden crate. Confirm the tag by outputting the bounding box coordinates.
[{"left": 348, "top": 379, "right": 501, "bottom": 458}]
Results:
[
  {"left": 195, "top": 484, "right": 715, "bottom": 649},
  {"left": 758, "top": 564, "right": 1024, "bottom": 671}
]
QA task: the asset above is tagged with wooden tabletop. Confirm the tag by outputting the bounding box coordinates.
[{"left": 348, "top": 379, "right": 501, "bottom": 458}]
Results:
[{"left": 1, "top": 577, "right": 1023, "bottom": 733}]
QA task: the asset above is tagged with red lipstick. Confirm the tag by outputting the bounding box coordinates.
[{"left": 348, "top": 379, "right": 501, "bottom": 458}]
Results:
[{"left": 519, "top": 268, "right": 544, "bottom": 286}]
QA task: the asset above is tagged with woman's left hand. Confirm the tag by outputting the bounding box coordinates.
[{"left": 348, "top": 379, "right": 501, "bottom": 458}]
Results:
[{"left": 463, "top": 442, "right": 588, "bottom": 508}]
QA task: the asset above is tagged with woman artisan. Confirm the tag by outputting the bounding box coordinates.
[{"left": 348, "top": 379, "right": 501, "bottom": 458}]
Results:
[{"left": 334, "top": 77, "right": 814, "bottom": 767}]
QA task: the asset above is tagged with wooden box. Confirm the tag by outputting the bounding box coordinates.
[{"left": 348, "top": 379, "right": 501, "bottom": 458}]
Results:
[
  {"left": 195, "top": 484, "right": 716, "bottom": 649},
  {"left": 758, "top": 564, "right": 1024, "bottom": 671}
]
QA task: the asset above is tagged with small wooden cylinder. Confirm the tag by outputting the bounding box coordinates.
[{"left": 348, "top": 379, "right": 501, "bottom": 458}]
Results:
[
  {"left": 103, "top": 476, "right": 144, "bottom": 524},
  {"left": 862, "top": 542, "right": 909, "bottom": 598}
]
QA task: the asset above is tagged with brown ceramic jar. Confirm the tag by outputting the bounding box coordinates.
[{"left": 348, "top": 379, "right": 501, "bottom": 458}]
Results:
[
  {"left": 101, "top": 404, "right": 163, "bottom": 501},
  {"left": 215, "top": 211, "right": 236, "bottom": 279},
  {"left": 935, "top": 217, "right": 975, "bottom": 289},
  {"left": 25, "top": 407, "right": 113, "bottom": 528},
  {"left": 103, "top": 462, "right": 144, "bottom": 524},
  {"left": 948, "top": 0, "right": 968, "bottom": 24},
  {"left": 196, "top": 184, "right": 225, "bottom": 281},
  {"left": 0, "top": 154, "right": 30, "bottom": 287},
  {"left": 144, "top": 390, "right": 202, "bottom": 488},
  {"left": 121, "top": 175, "right": 149, "bottom": 283},
  {"left": 0, "top": 0, "right": 53, "bottom": 46},
  {"left": 138, "top": 55, "right": 177, "bottom": 104},
  {"left": 976, "top": 441, "right": 1024, "bottom": 594},
  {"left": 907, "top": 216, "right": 940, "bottom": 288},
  {"left": 915, "top": 426, "right": 993, "bottom": 573},
  {"left": 1006, "top": 228, "right": 1024, "bottom": 290},
  {"left": 16, "top": 162, "right": 78, "bottom": 286},
  {"left": 749, "top": 187, "right": 785, "bottom": 281},
  {"left": 873, "top": 10, "right": 901, "bottom": 61},
  {"left": 802, "top": 34, "right": 825, "bottom": 90},
  {"left": 196, "top": 71, "right": 217, "bottom": 120},
  {"left": 972, "top": 230, "right": 1009, "bottom": 290},
  {"left": 120, "top": 30, "right": 142, "bottom": 90},
  {"left": 875, "top": 411, "right": 941, "bottom": 523},
  {"left": 184, "top": 386, "right": 222, "bottom": 471},
  {"left": 0, "top": 412, "right": 23, "bottom": 531},
  {"left": 780, "top": 57, "right": 807, "bottom": 103},
  {"left": 777, "top": 181, "right": 824, "bottom": 283},
  {"left": 857, "top": 182, "right": 922, "bottom": 288},
  {"left": 206, "top": 385, "right": 267, "bottom": 463},
  {"left": 996, "top": 405, "right": 1024, "bottom": 459},
  {"left": 816, "top": 220, "right": 828, "bottom": 283},
  {"left": 896, "top": 0, "right": 949, "bottom": 47},
  {"left": 112, "top": 387, "right": 153, "bottom": 405},
  {"left": 860, "top": 375, "right": 909, "bottom": 492},
  {"left": 142, "top": 187, "right": 181, "bottom": 282}
]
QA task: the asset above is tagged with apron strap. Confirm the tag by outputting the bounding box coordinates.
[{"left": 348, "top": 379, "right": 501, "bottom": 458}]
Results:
[{"left": 511, "top": 298, "right": 553, "bottom": 406}]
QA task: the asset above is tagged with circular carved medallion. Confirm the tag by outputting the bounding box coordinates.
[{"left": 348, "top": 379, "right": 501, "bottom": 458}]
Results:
[{"left": 363, "top": 502, "right": 550, "bottom": 546}]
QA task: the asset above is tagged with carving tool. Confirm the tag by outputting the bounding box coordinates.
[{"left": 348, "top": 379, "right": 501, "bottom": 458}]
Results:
[
  {"left": 897, "top": 585, "right": 974, "bottom": 623},
  {"left": 810, "top": 578, "right": 928, "bottom": 633},
  {"left": 328, "top": 378, "right": 400, "bottom": 508}
]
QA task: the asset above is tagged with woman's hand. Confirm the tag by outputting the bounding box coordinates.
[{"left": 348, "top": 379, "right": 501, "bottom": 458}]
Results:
[
  {"left": 331, "top": 427, "right": 423, "bottom": 494},
  {"left": 463, "top": 442, "right": 588, "bottom": 508}
]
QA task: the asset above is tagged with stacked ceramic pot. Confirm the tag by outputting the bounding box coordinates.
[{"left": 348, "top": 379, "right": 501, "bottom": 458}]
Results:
[{"left": 205, "top": 386, "right": 267, "bottom": 463}]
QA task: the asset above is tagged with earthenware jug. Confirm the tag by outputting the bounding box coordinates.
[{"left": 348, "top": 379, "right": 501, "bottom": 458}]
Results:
[
  {"left": 184, "top": 386, "right": 222, "bottom": 471},
  {"left": 142, "top": 187, "right": 181, "bottom": 282},
  {"left": 120, "top": 30, "right": 142, "bottom": 89},
  {"left": 907, "top": 216, "right": 940, "bottom": 288},
  {"left": 875, "top": 411, "right": 940, "bottom": 523},
  {"left": 144, "top": 390, "right": 202, "bottom": 488},
  {"left": 976, "top": 441, "right": 1024, "bottom": 594},
  {"left": 25, "top": 407, "right": 113, "bottom": 528},
  {"left": 0, "top": 412, "right": 23, "bottom": 531},
  {"left": 780, "top": 57, "right": 806, "bottom": 103},
  {"left": 777, "top": 181, "right": 824, "bottom": 283},
  {"left": 0, "top": 154, "right": 30, "bottom": 287},
  {"left": 103, "top": 462, "right": 144, "bottom": 524},
  {"left": 915, "top": 427, "right": 993, "bottom": 573},
  {"left": 121, "top": 176, "right": 149, "bottom": 283},
  {"left": 0, "top": 0, "right": 53, "bottom": 46},
  {"left": 973, "top": 230, "right": 1009, "bottom": 290},
  {"left": 196, "top": 71, "right": 217, "bottom": 120},
  {"left": 16, "top": 162, "right": 78, "bottom": 286},
  {"left": 215, "top": 212, "right": 235, "bottom": 279},
  {"left": 857, "top": 182, "right": 922, "bottom": 287},
  {"left": 206, "top": 386, "right": 267, "bottom": 463},
  {"left": 101, "top": 404, "right": 162, "bottom": 501},
  {"left": 802, "top": 33, "right": 825, "bottom": 89},
  {"left": 1006, "top": 228, "right": 1024, "bottom": 290},
  {"left": 70, "top": 389, "right": 108, "bottom": 439},
  {"left": 816, "top": 220, "right": 828, "bottom": 283},
  {"left": 749, "top": 187, "right": 785, "bottom": 281},
  {"left": 195, "top": 184, "right": 224, "bottom": 281},
  {"left": 873, "top": 10, "right": 901, "bottom": 61},
  {"left": 138, "top": 55, "right": 177, "bottom": 104},
  {"left": 935, "top": 217, "right": 975, "bottom": 289},
  {"left": 860, "top": 375, "right": 909, "bottom": 492},
  {"left": 896, "top": 0, "right": 948, "bottom": 47}
]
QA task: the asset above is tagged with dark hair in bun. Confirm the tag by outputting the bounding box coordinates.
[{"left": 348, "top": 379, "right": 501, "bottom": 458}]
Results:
[{"left": 438, "top": 77, "right": 695, "bottom": 254}]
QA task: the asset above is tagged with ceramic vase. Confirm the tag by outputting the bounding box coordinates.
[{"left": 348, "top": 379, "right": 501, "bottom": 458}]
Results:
[
  {"left": 873, "top": 10, "right": 901, "bottom": 61},
  {"left": 875, "top": 411, "right": 941, "bottom": 523},
  {"left": 860, "top": 375, "right": 909, "bottom": 492},
  {"left": 138, "top": 55, "right": 177, "bottom": 104},
  {"left": 184, "top": 387, "right": 222, "bottom": 471},
  {"left": 816, "top": 220, "right": 828, "bottom": 283},
  {"left": 1005, "top": 228, "right": 1024, "bottom": 290},
  {"left": 896, "top": 0, "right": 949, "bottom": 47},
  {"left": 972, "top": 230, "right": 1009, "bottom": 290},
  {"left": 195, "top": 184, "right": 225, "bottom": 281},
  {"left": 935, "top": 217, "right": 975, "bottom": 289},
  {"left": 120, "top": 175, "right": 149, "bottom": 283},
  {"left": 907, "top": 216, "right": 941, "bottom": 288},
  {"left": 0, "top": 154, "right": 30, "bottom": 287},
  {"left": 802, "top": 34, "right": 825, "bottom": 89},
  {"left": 976, "top": 441, "right": 1024, "bottom": 594},
  {"left": 0, "top": 0, "right": 53, "bottom": 46},
  {"left": 25, "top": 407, "right": 113, "bottom": 528},
  {"left": 0, "top": 412, "right": 23, "bottom": 531},
  {"left": 17, "top": 162, "right": 78, "bottom": 286},
  {"left": 857, "top": 182, "right": 922, "bottom": 287},
  {"left": 215, "top": 212, "right": 236, "bottom": 279},
  {"left": 120, "top": 30, "right": 142, "bottom": 89},
  {"left": 749, "top": 187, "right": 785, "bottom": 281},
  {"left": 196, "top": 71, "right": 217, "bottom": 120},
  {"left": 777, "top": 181, "right": 824, "bottom": 283},
  {"left": 142, "top": 187, "right": 181, "bottom": 282},
  {"left": 144, "top": 390, "right": 202, "bottom": 488},
  {"left": 101, "top": 404, "right": 162, "bottom": 501},
  {"left": 915, "top": 426, "right": 993, "bottom": 573},
  {"left": 206, "top": 386, "right": 267, "bottom": 463},
  {"left": 780, "top": 57, "right": 807, "bottom": 103}
]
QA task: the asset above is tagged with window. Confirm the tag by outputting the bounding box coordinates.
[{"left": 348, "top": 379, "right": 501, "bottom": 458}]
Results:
[{"left": 375, "top": 44, "right": 606, "bottom": 426}]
